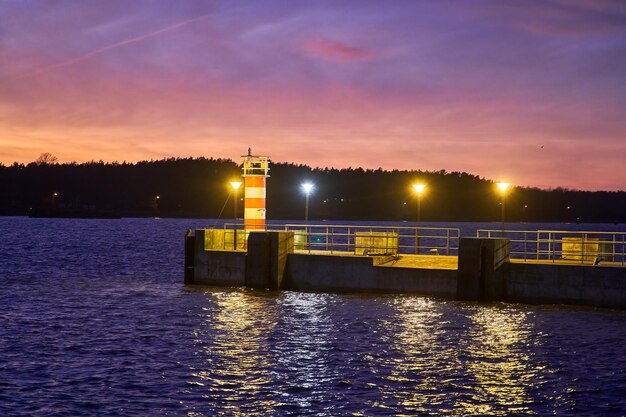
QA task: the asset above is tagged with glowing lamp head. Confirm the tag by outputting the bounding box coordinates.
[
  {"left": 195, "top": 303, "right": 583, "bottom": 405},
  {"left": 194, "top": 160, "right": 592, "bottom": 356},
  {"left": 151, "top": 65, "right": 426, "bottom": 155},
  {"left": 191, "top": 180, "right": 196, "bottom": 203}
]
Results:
[
  {"left": 302, "top": 182, "right": 314, "bottom": 195},
  {"left": 230, "top": 181, "right": 243, "bottom": 190},
  {"left": 496, "top": 182, "right": 511, "bottom": 194},
  {"left": 412, "top": 184, "right": 426, "bottom": 195}
]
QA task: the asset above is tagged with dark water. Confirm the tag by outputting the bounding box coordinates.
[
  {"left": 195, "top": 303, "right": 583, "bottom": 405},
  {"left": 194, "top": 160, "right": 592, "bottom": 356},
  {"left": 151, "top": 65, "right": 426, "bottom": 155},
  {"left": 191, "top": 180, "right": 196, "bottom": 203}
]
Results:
[{"left": 1, "top": 217, "right": 626, "bottom": 416}]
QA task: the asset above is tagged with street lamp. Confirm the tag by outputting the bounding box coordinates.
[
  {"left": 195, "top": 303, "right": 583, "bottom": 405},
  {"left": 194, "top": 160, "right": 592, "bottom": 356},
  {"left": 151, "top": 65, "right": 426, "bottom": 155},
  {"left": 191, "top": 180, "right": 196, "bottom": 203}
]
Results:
[
  {"left": 302, "top": 182, "right": 314, "bottom": 223},
  {"left": 230, "top": 181, "right": 242, "bottom": 221},
  {"left": 412, "top": 183, "right": 426, "bottom": 254},
  {"left": 496, "top": 182, "right": 510, "bottom": 232},
  {"left": 412, "top": 184, "right": 426, "bottom": 223}
]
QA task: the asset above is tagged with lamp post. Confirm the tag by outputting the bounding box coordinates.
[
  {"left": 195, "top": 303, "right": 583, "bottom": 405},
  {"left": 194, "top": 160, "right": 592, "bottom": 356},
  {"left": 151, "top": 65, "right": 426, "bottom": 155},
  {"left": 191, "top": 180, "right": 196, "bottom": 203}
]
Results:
[
  {"left": 496, "top": 182, "right": 510, "bottom": 233},
  {"left": 302, "top": 182, "right": 314, "bottom": 251},
  {"left": 229, "top": 181, "right": 243, "bottom": 250},
  {"left": 230, "top": 181, "right": 242, "bottom": 221},
  {"left": 412, "top": 184, "right": 426, "bottom": 254},
  {"left": 302, "top": 182, "right": 314, "bottom": 223}
]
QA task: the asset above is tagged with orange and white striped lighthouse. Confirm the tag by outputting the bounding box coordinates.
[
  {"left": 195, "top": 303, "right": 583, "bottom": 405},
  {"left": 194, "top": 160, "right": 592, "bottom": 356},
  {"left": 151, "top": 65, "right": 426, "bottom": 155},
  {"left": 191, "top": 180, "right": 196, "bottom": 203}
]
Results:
[{"left": 241, "top": 149, "right": 270, "bottom": 231}]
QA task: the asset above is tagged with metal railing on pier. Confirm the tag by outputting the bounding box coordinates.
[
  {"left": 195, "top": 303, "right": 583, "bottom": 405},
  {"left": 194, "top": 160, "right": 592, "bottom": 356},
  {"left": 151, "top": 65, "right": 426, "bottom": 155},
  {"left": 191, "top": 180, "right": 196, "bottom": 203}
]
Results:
[
  {"left": 477, "top": 229, "right": 626, "bottom": 265},
  {"left": 221, "top": 223, "right": 460, "bottom": 256}
]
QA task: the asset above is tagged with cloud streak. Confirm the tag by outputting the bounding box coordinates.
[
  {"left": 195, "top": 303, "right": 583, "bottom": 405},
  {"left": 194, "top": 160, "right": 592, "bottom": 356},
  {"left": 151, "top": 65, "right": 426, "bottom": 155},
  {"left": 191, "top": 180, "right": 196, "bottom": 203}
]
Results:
[
  {"left": 303, "top": 39, "right": 377, "bottom": 63},
  {"left": 14, "top": 14, "right": 210, "bottom": 79}
]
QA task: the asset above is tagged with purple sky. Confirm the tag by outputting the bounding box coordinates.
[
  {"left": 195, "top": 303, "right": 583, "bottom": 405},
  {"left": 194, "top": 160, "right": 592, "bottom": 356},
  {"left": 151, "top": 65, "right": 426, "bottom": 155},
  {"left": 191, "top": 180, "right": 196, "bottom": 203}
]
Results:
[{"left": 1, "top": 0, "right": 625, "bottom": 190}]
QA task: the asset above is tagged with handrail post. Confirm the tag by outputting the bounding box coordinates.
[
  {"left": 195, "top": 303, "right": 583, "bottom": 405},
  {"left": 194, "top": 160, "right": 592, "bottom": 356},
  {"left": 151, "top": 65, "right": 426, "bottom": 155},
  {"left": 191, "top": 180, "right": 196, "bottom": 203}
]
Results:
[
  {"left": 524, "top": 231, "right": 528, "bottom": 261},
  {"left": 548, "top": 232, "right": 552, "bottom": 262},
  {"left": 581, "top": 233, "right": 586, "bottom": 264},
  {"left": 536, "top": 231, "right": 540, "bottom": 260}
]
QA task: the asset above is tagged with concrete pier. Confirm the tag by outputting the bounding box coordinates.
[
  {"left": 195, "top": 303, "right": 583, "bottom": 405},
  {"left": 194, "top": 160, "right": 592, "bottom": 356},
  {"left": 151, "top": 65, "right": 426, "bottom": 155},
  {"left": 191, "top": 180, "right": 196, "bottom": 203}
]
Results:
[{"left": 186, "top": 229, "right": 626, "bottom": 309}]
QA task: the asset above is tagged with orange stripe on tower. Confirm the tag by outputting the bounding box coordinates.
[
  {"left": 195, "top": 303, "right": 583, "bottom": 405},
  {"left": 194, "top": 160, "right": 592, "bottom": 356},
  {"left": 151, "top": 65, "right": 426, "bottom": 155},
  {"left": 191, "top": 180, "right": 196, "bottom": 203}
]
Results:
[
  {"left": 245, "top": 176, "right": 266, "bottom": 187},
  {"left": 244, "top": 197, "right": 265, "bottom": 207}
]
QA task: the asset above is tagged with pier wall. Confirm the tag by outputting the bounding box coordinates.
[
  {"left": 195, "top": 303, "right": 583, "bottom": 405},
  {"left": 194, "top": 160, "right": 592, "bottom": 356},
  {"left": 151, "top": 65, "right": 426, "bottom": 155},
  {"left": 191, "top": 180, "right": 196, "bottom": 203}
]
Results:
[
  {"left": 504, "top": 263, "right": 626, "bottom": 309},
  {"left": 283, "top": 254, "right": 456, "bottom": 296},
  {"left": 193, "top": 229, "right": 246, "bottom": 286}
]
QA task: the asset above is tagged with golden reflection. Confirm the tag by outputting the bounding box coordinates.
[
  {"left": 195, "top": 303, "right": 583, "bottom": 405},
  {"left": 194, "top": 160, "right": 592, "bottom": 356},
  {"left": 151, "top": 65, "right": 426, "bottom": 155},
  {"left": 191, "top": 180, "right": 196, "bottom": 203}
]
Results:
[
  {"left": 371, "top": 297, "right": 454, "bottom": 414},
  {"left": 461, "top": 306, "right": 535, "bottom": 415},
  {"left": 371, "top": 298, "right": 537, "bottom": 416},
  {"left": 187, "top": 290, "right": 280, "bottom": 415}
]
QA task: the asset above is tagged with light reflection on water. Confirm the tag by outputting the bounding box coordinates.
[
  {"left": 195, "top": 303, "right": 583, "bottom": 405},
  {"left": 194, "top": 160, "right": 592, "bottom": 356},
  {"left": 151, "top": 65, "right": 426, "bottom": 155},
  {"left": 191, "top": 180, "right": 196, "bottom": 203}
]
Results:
[
  {"left": 464, "top": 307, "right": 534, "bottom": 415},
  {"left": 2, "top": 217, "right": 626, "bottom": 416},
  {"left": 180, "top": 289, "right": 626, "bottom": 416},
  {"left": 191, "top": 291, "right": 280, "bottom": 415}
]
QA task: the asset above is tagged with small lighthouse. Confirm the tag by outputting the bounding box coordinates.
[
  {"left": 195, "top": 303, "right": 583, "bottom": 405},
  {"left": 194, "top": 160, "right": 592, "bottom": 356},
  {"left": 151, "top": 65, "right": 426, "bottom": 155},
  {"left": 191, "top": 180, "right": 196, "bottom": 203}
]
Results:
[{"left": 241, "top": 149, "right": 270, "bottom": 231}]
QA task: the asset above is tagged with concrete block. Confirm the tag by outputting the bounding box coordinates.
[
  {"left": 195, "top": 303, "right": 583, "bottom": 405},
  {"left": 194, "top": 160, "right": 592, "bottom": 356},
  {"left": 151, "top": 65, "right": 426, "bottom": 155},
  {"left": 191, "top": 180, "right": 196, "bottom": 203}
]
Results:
[
  {"left": 193, "top": 249, "right": 246, "bottom": 286},
  {"left": 245, "top": 232, "right": 294, "bottom": 289},
  {"left": 562, "top": 238, "right": 614, "bottom": 262},
  {"left": 184, "top": 230, "right": 194, "bottom": 284},
  {"left": 283, "top": 254, "right": 375, "bottom": 291},
  {"left": 282, "top": 253, "right": 456, "bottom": 296},
  {"left": 505, "top": 263, "right": 626, "bottom": 308},
  {"left": 457, "top": 238, "right": 509, "bottom": 301},
  {"left": 354, "top": 231, "right": 398, "bottom": 255}
]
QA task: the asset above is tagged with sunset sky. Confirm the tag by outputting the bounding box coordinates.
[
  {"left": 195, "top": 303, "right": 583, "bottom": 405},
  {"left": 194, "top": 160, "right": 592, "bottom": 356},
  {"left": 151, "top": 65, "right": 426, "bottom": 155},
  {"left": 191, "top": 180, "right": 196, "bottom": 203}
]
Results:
[{"left": 1, "top": 0, "right": 625, "bottom": 190}]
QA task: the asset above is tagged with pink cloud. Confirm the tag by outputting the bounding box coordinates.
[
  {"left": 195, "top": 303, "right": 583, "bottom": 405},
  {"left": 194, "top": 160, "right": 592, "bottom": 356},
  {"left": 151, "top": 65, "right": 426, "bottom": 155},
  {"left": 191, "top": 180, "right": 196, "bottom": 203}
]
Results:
[{"left": 302, "top": 39, "right": 377, "bottom": 63}]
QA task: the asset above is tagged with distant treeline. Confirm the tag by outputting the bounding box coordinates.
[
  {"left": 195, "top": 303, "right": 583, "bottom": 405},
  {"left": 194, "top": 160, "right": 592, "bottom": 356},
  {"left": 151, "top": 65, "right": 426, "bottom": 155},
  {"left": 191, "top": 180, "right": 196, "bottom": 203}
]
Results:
[{"left": 1, "top": 157, "right": 624, "bottom": 223}]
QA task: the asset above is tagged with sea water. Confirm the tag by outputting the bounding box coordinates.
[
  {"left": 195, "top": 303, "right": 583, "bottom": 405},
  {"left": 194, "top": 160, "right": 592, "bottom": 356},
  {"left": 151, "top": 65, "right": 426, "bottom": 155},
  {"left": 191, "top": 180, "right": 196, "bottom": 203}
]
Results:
[{"left": 1, "top": 217, "right": 625, "bottom": 416}]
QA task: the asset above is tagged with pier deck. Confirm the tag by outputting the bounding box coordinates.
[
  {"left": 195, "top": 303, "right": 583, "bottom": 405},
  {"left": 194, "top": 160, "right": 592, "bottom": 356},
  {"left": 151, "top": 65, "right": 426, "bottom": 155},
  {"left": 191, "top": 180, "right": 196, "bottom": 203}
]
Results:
[
  {"left": 296, "top": 250, "right": 625, "bottom": 269},
  {"left": 294, "top": 250, "right": 458, "bottom": 269}
]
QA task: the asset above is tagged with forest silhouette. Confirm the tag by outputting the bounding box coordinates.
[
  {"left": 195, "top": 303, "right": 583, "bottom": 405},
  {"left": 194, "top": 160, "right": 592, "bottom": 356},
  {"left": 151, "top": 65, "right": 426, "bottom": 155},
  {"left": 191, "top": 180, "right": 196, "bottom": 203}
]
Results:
[{"left": 1, "top": 157, "right": 624, "bottom": 223}]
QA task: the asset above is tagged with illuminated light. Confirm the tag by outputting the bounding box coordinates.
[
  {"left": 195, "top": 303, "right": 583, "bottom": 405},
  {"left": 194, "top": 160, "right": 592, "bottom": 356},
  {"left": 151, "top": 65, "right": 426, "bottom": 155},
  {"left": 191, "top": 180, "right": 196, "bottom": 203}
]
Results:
[
  {"left": 412, "top": 183, "right": 426, "bottom": 195},
  {"left": 496, "top": 182, "right": 510, "bottom": 193},
  {"left": 155, "top": 195, "right": 160, "bottom": 200},
  {"left": 302, "top": 182, "right": 314, "bottom": 223},
  {"left": 230, "top": 181, "right": 243, "bottom": 223}
]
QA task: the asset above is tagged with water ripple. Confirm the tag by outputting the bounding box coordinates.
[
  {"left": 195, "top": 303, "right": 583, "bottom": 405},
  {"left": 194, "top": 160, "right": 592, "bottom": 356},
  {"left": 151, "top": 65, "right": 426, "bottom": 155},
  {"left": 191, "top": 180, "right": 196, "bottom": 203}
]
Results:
[{"left": 1, "top": 217, "right": 626, "bottom": 415}]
